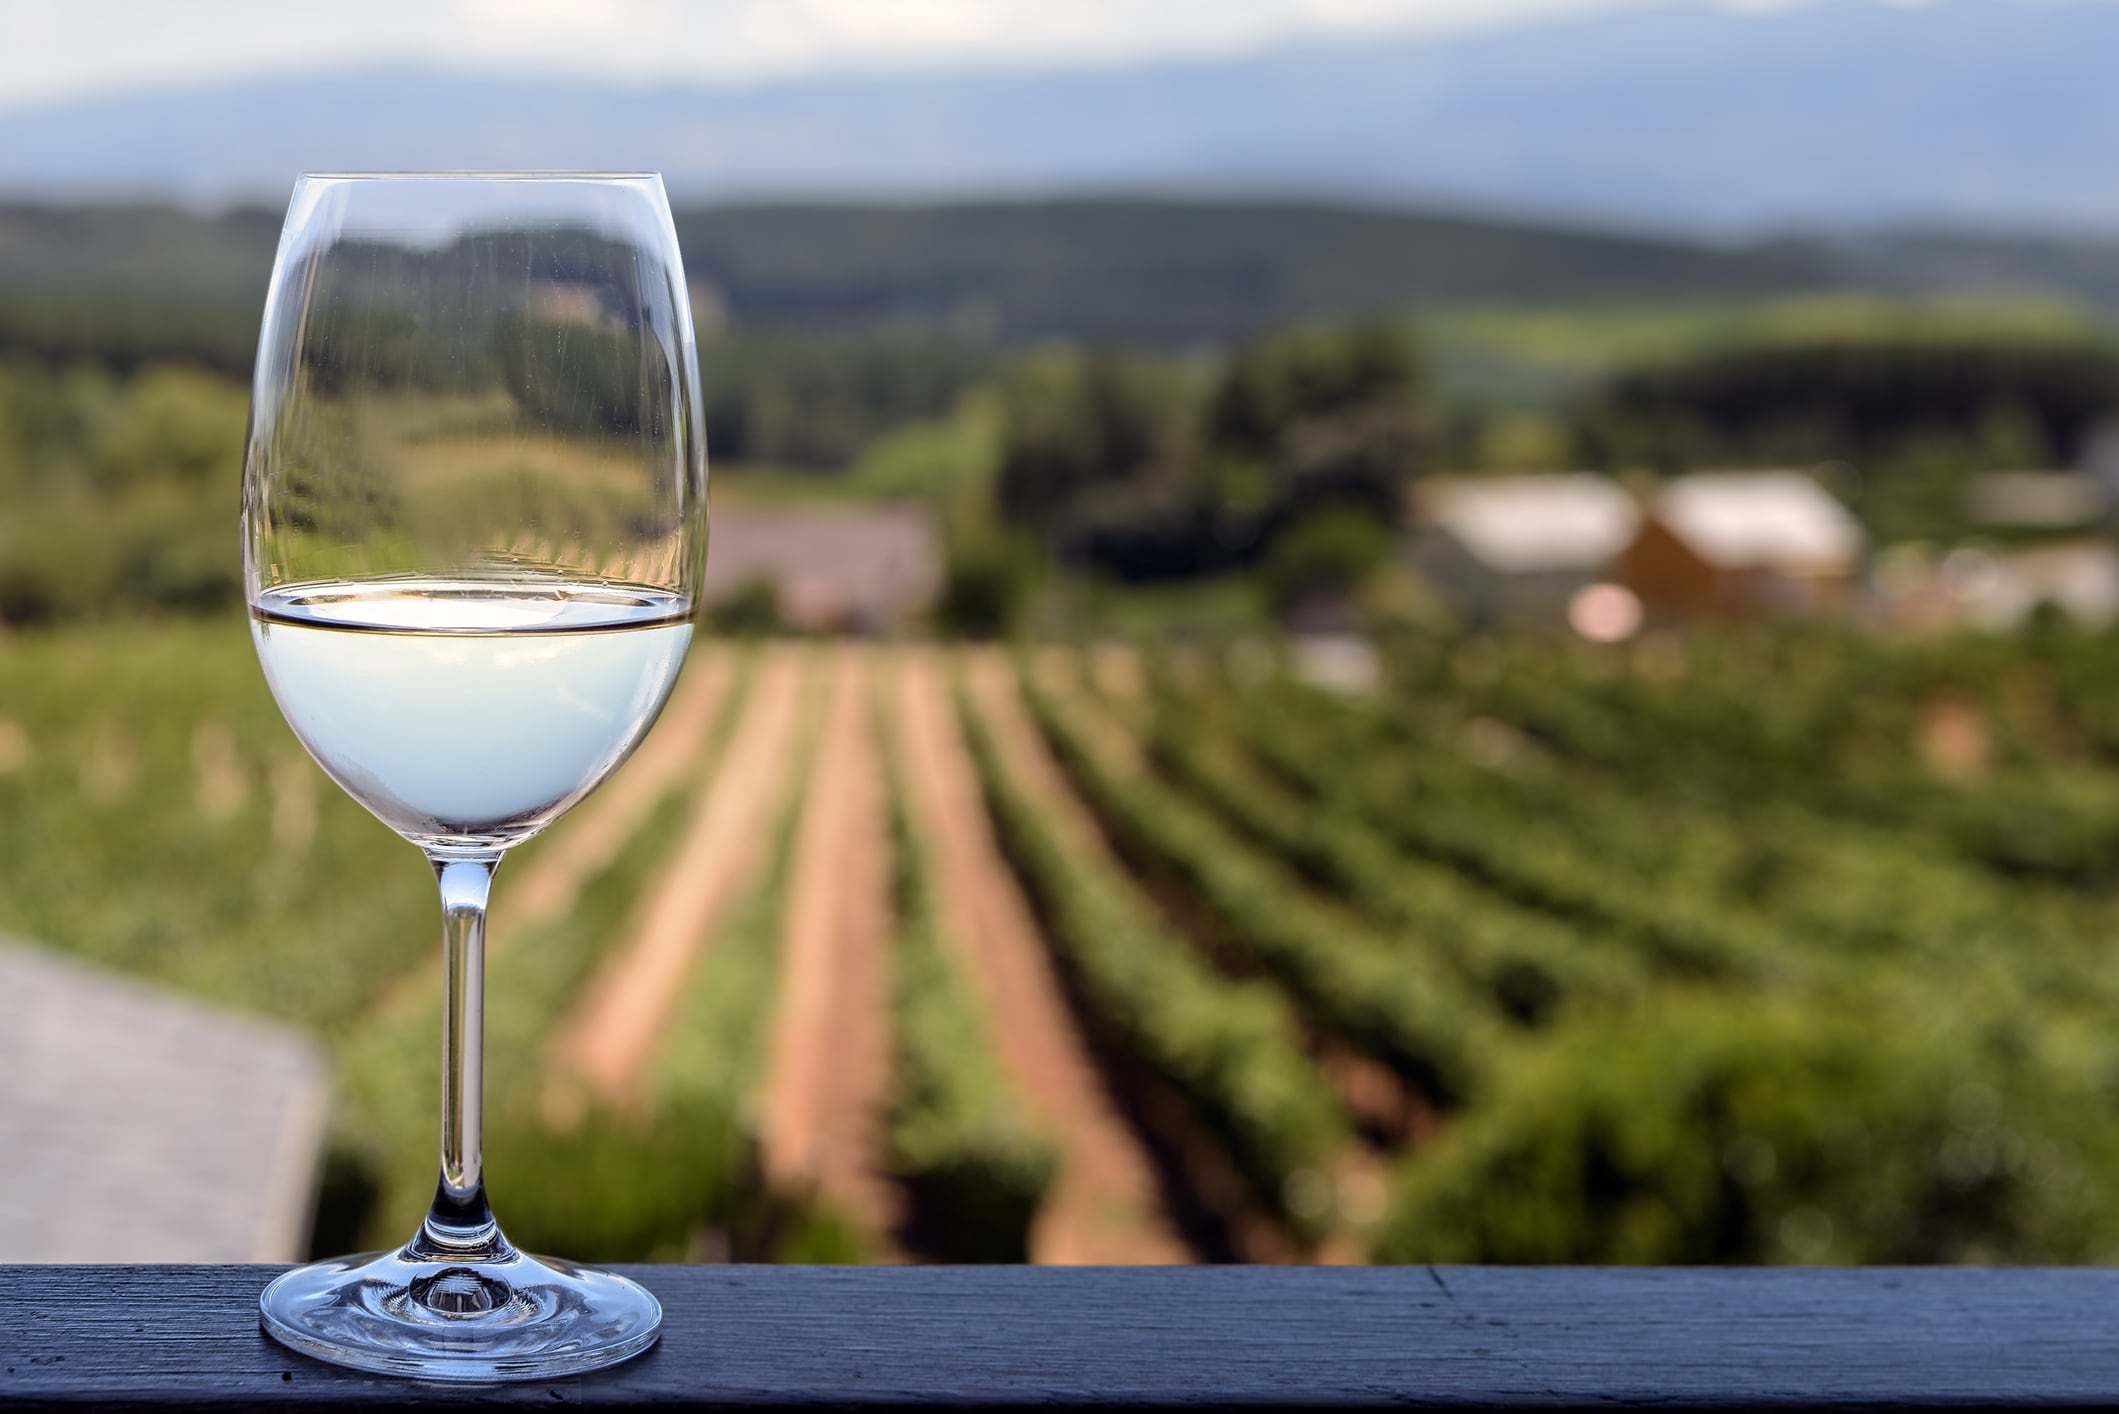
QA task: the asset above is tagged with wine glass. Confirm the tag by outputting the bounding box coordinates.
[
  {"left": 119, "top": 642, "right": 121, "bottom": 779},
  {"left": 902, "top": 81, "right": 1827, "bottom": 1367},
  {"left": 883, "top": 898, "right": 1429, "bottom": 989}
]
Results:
[{"left": 246, "top": 174, "right": 705, "bottom": 1381}]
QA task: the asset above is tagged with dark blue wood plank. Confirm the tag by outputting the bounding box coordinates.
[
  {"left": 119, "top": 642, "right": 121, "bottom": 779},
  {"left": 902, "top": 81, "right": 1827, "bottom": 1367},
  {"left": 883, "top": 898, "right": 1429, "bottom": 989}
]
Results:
[{"left": 7, "top": 1264, "right": 2119, "bottom": 1409}]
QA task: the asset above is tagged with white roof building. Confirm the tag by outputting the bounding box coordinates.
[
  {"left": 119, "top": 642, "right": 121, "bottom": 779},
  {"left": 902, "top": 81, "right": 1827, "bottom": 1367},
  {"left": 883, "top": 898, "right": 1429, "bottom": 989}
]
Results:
[
  {"left": 1651, "top": 471, "right": 1864, "bottom": 575},
  {"left": 1967, "top": 471, "right": 2108, "bottom": 532},
  {"left": 1409, "top": 474, "right": 1640, "bottom": 628},
  {"left": 1954, "top": 542, "right": 2119, "bottom": 630},
  {"left": 1416, "top": 474, "right": 1640, "bottom": 575}
]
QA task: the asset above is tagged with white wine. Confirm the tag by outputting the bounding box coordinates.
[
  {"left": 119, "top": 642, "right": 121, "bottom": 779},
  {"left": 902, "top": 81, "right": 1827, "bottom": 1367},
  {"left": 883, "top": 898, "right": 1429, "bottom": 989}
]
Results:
[{"left": 252, "top": 578, "right": 692, "bottom": 846}]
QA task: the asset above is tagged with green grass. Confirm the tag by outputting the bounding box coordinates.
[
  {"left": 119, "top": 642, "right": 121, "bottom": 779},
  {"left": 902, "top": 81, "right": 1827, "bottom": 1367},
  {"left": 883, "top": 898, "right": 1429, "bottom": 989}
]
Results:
[{"left": 0, "top": 616, "right": 429, "bottom": 1032}]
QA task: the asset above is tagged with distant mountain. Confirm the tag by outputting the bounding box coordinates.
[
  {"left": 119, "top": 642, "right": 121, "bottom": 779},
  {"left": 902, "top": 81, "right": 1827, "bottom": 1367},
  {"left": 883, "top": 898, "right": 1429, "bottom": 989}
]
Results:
[{"left": 2, "top": 0, "right": 2118, "bottom": 231}]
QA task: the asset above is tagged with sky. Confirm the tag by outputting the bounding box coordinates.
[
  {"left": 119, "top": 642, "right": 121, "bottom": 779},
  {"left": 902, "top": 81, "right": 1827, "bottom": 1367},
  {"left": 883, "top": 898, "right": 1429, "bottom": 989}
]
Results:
[{"left": 0, "top": 0, "right": 1941, "bottom": 110}]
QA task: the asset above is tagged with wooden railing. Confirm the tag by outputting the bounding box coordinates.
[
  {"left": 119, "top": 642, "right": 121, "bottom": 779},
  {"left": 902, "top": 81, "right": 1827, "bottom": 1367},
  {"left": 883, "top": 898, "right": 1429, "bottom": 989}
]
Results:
[{"left": 5, "top": 1264, "right": 2118, "bottom": 1409}]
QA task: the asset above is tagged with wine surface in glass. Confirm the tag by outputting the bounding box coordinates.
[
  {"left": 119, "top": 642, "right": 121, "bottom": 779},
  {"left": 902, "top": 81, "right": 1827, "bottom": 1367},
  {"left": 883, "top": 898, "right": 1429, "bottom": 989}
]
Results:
[{"left": 252, "top": 578, "right": 691, "bottom": 845}]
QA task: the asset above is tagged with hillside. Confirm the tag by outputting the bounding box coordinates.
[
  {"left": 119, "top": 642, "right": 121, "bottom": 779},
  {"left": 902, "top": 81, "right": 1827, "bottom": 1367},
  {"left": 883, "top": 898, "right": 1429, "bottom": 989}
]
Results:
[
  {"left": 669, "top": 201, "right": 1835, "bottom": 343},
  {"left": 0, "top": 196, "right": 1838, "bottom": 355}
]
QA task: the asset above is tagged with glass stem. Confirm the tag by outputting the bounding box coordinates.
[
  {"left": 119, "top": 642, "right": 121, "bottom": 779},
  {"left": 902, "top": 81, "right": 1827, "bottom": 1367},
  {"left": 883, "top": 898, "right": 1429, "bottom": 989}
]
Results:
[{"left": 413, "top": 849, "right": 506, "bottom": 1260}]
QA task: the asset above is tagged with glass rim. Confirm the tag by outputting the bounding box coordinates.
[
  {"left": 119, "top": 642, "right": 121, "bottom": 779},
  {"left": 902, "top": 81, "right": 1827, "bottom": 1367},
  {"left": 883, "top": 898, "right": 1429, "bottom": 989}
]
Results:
[{"left": 296, "top": 170, "right": 664, "bottom": 182}]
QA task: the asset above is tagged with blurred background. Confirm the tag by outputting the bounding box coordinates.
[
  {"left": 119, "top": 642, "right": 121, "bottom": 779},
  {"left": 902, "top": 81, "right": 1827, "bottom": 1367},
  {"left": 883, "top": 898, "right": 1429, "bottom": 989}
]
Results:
[{"left": 11, "top": 0, "right": 2119, "bottom": 1269}]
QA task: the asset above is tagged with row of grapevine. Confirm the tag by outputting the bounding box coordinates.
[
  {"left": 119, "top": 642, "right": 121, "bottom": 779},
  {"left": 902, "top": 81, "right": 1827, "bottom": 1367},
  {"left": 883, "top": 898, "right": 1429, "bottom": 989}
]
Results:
[
  {"left": 1223, "top": 677, "right": 1782, "bottom": 981},
  {"left": 1125, "top": 685, "right": 1645, "bottom": 1025},
  {"left": 1018, "top": 668, "right": 1507, "bottom": 1107},
  {"left": 1286, "top": 661, "right": 2119, "bottom": 1018},
  {"left": 1186, "top": 638, "right": 2119, "bottom": 1265},
  {"left": 1429, "top": 626, "right": 2119, "bottom": 890},
  {"left": 875, "top": 682, "right": 1057, "bottom": 1261},
  {"left": 953, "top": 665, "right": 1348, "bottom": 1238},
  {"left": 641, "top": 660, "right": 863, "bottom": 1262}
]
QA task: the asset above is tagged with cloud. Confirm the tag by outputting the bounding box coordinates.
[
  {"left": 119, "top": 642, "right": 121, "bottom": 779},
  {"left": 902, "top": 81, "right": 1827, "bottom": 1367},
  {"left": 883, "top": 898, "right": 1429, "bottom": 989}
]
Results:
[
  {"left": 455, "top": 0, "right": 626, "bottom": 31},
  {"left": 0, "top": 0, "right": 2082, "bottom": 111}
]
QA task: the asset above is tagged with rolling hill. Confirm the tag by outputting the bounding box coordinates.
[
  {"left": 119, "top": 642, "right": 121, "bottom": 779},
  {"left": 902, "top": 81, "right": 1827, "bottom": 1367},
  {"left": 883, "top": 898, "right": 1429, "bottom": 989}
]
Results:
[{"left": 0, "top": 196, "right": 1840, "bottom": 357}]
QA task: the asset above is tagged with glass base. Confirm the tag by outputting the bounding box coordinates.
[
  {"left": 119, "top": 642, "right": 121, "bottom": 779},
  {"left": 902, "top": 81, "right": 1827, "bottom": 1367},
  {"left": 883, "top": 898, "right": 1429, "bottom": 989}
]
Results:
[{"left": 259, "top": 1239, "right": 663, "bottom": 1382}]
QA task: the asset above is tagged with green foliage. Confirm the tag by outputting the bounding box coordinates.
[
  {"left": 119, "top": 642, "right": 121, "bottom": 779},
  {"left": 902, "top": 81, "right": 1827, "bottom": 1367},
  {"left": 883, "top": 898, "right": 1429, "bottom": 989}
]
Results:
[
  {"left": 1023, "top": 672, "right": 1504, "bottom": 1109},
  {"left": 697, "top": 331, "right": 989, "bottom": 470},
  {"left": 1375, "top": 1002, "right": 2119, "bottom": 1265},
  {"left": 936, "top": 523, "right": 1041, "bottom": 640},
  {"left": 0, "top": 296, "right": 261, "bottom": 376},
  {"left": 1256, "top": 507, "right": 1394, "bottom": 615},
  {"left": 1575, "top": 334, "right": 2119, "bottom": 470},
  {"left": 0, "top": 199, "right": 1830, "bottom": 367},
  {"left": 995, "top": 351, "right": 1197, "bottom": 535},
  {"left": 847, "top": 391, "right": 1002, "bottom": 501},
  {"left": 1209, "top": 322, "right": 1422, "bottom": 518},
  {"left": 1234, "top": 679, "right": 1781, "bottom": 981},
  {"left": 770, "top": 1205, "right": 872, "bottom": 1263},
  {"left": 0, "top": 619, "right": 431, "bottom": 1031},
  {"left": 1136, "top": 687, "right": 1645, "bottom": 1025},
  {"left": 666, "top": 199, "right": 1826, "bottom": 346},
  {"left": 709, "top": 576, "right": 785, "bottom": 637},
  {"left": 0, "top": 362, "right": 249, "bottom": 624},
  {"left": 1424, "top": 624, "right": 2119, "bottom": 896},
  {"left": 955, "top": 667, "right": 1346, "bottom": 1234},
  {"left": 877, "top": 687, "right": 1056, "bottom": 1261},
  {"left": 485, "top": 1100, "right": 747, "bottom": 1263},
  {"left": 992, "top": 324, "right": 1426, "bottom": 584}
]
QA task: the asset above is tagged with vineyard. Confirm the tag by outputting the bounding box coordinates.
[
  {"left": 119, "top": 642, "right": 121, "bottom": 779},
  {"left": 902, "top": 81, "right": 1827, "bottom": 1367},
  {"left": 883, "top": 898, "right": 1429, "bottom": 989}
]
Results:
[{"left": 13, "top": 619, "right": 2119, "bottom": 1265}]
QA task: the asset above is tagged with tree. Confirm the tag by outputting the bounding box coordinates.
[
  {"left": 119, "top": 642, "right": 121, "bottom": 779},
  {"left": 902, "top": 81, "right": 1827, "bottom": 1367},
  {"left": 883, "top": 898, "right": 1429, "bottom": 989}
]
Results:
[
  {"left": 935, "top": 523, "right": 1040, "bottom": 639},
  {"left": 990, "top": 325, "right": 1428, "bottom": 583},
  {"left": 1208, "top": 322, "right": 1425, "bottom": 527},
  {"left": 994, "top": 350, "right": 1195, "bottom": 537},
  {"left": 1575, "top": 336, "right": 2119, "bottom": 471},
  {"left": 1257, "top": 506, "right": 1394, "bottom": 616}
]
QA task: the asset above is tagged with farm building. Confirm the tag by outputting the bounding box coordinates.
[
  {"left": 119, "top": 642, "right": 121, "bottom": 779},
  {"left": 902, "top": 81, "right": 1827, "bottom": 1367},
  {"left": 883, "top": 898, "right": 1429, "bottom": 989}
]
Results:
[
  {"left": 1909, "top": 541, "right": 2119, "bottom": 632},
  {"left": 1407, "top": 474, "right": 1640, "bottom": 628},
  {"left": 703, "top": 505, "right": 942, "bottom": 632},
  {"left": 1966, "top": 471, "right": 2109, "bottom": 534},
  {"left": 1620, "top": 471, "right": 1864, "bottom": 621}
]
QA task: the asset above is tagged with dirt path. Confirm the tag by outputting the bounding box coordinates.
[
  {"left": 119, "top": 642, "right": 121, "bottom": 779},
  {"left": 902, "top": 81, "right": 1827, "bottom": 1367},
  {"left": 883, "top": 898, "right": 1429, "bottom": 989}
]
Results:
[
  {"left": 757, "top": 646, "right": 898, "bottom": 1248},
  {"left": 511, "top": 651, "right": 735, "bottom": 927},
  {"left": 962, "top": 651, "right": 1124, "bottom": 857},
  {"left": 1088, "top": 642, "right": 1146, "bottom": 703},
  {"left": 1028, "top": 651, "right": 1408, "bottom": 1263},
  {"left": 547, "top": 647, "right": 807, "bottom": 1108},
  {"left": 1027, "top": 650, "right": 1146, "bottom": 775},
  {"left": 964, "top": 651, "right": 1329, "bottom": 1263},
  {"left": 894, "top": 648, "right": 1192, "bottom": 1264},
  {"left": 367, "top": 650, "right": 734, "bottom": 1026}
]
